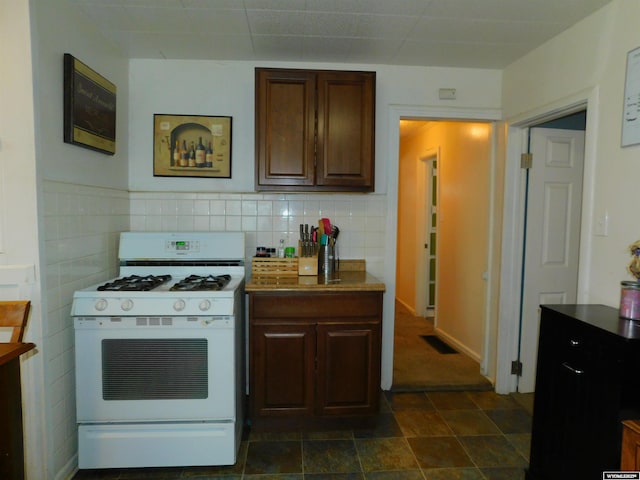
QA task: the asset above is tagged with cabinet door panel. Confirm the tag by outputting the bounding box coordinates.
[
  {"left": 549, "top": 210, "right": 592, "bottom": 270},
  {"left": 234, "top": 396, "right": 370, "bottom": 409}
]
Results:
[
  {"left": 251, "top": 324, "right": 315, "bottom": 417},
  {"left": 316, "top": 322, "right": 380, "bottom": 415},
  {"left": 255, "top": 69, "right": 316, "bottom": 188},
  {"left": 316, "top": 72, "right": 375, "bottom": 190},
  {"left": 622, "top": 422, "right": 640, "bottom": 470}
]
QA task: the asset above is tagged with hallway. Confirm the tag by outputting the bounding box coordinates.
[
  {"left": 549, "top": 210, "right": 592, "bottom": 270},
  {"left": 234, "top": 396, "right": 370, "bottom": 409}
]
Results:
[{"left": 392, "top": 302, "right": 493, "bottom": 392}]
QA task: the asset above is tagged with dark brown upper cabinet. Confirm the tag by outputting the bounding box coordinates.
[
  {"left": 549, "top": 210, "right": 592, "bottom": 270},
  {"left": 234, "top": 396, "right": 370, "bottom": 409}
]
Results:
[{"left": 255, "top": 68, "right": 376, "bottom": 192}]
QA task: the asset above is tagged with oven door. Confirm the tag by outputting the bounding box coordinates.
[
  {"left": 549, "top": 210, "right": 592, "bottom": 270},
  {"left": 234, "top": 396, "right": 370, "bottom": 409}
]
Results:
[{"left": 74, "top": 316, "right": 236, "bottom": 423}]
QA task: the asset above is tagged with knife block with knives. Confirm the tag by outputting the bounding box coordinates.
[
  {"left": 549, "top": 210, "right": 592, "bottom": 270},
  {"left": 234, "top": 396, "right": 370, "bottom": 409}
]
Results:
[
  {"left": 298, "top": 223, "right": 318, "bottom": 275},
  {"left": 298, "top": 245, "right": 318, "bottom": 275}
]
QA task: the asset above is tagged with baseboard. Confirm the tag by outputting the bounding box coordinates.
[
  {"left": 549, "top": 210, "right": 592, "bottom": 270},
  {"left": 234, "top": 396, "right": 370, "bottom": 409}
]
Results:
[
  {"left": 434, "top": 327, "right": 481, "bottom": 363},
  {"left": 395, "top": 298, "right": 416, "bottom": 316}
]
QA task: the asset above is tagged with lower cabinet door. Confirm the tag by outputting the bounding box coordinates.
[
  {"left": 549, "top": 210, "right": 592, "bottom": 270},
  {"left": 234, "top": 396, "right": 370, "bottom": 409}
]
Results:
[
  {"left": 251, "top": 323, "right": 316, "bottom": 417},
  {"left": 316, "top": 322, "right": 380, "bottom": 415}
]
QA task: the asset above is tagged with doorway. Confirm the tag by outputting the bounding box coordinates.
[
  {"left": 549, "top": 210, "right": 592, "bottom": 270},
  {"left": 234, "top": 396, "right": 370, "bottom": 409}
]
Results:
[
  {"left": 517, "top": 112, "right": 586, "bottom": 393},
  {"left": 495, "top": 104, "right": 591, "bottom": 395},
  {"left": 392, "top": 119, "right": 494, "bottom": 391}
]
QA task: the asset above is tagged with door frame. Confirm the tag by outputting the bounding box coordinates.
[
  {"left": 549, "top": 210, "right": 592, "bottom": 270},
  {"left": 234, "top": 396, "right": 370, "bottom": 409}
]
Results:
[
  {"left": 384, "top": 105, "right": 501, "bottom": 390},
  {"left": 415, "top": 148, "right": 439, "bottom": 319},
  {"left": 494, "top": 87, "right": 599, "bottom": 394}
]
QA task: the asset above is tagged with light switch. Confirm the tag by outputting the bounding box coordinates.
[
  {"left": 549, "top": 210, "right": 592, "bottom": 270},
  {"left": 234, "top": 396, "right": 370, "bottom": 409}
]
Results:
[{"left": 594, "top": 211, "right": 609, "bottom": 236}]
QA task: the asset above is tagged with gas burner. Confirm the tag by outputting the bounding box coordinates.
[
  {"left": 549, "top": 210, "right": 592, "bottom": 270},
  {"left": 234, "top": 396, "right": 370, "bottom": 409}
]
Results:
[
  {"left": 97, "top": 275, "right": 172, "bottom": 291},
  {"left": 170, "top": 274, "right": 232, "bottom": 291}
]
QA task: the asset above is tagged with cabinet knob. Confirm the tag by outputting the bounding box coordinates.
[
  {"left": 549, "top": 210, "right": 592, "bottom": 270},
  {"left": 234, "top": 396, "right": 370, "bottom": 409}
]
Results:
[{"left": 569, "top": 339, "right": 580, "bottom": 347}]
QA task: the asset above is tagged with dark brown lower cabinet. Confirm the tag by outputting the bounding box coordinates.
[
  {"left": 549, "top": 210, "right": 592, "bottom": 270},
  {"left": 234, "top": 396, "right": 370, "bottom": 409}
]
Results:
[
  {"left": 526, "top": 305, "right": 640, "bottom": 480},
  {"left": 622, "top": 420, "right": 640, "bottom": 470},
  {"left": 248, "top": 291, "right": 382, "bottom": 421}
]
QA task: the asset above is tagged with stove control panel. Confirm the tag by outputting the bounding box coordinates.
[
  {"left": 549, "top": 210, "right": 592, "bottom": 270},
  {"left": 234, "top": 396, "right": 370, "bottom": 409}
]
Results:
[
  {"left": 73, "top": 295, "right": 237, "bottom": 317},
  {"left": 165, "top": 240, "right": 200, "bottom": 253}
]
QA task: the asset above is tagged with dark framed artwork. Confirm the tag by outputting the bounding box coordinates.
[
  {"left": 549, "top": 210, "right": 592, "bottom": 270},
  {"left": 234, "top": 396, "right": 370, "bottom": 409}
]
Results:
[
  {"left": 153, "top": 114, "right": 232, "bottom": 178},
  {"left": 63, "top": 53, "right": 116, "bottom": 155}
]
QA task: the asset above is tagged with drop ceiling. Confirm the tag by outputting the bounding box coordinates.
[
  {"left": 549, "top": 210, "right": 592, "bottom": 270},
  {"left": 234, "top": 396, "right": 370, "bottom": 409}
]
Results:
[{"left": 69, "top": 0, "right": 612, "bottom": 69}]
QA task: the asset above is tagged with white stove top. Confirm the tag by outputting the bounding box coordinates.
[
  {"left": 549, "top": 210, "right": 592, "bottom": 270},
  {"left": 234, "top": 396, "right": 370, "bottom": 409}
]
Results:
[
  {"left": 71, "top": 272, "right": 244, "bottom": 317},
  {"left": 72, "top": 232, "right": 246, "bottom": 317}
]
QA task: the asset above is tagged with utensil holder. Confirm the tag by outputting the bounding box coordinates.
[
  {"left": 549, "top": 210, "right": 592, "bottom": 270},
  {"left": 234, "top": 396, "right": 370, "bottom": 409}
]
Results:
[{"left": 318, "top": 245, "right": 335, "bottom": 276}]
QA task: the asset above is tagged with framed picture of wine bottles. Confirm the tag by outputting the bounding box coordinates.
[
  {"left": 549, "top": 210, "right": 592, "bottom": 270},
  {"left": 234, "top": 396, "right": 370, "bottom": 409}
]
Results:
[{"left": 153, "top": 114, "right": 232, "bottom": 178}]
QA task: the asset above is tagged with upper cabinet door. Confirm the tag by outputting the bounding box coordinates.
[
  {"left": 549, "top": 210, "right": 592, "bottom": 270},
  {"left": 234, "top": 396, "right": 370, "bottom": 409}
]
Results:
[
  {"left": 255, "top": 68, "right": 376, "bottom": 192},
  {"left": 255, "top": 69, "right": 316, "bottom": 189},
  {"left": 316, "top": 71, "right": 375, "bottom": 191}
]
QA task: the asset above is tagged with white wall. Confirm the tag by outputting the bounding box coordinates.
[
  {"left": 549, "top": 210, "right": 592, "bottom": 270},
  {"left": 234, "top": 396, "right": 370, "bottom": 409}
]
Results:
[
  {"left": 503, "top": 0, "right": 640, "bottom": 307},
  {"left": 3, "top": 0, "right": 133, "bottom": 477},
  {"left": 33, "top": 0, "right": 129, "bottom": 188}
]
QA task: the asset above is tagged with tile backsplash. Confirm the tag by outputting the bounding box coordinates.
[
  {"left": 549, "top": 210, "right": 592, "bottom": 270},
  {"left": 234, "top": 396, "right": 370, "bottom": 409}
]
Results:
[{"left": 130, "top": 192, "right": 387, "bottom": 278}]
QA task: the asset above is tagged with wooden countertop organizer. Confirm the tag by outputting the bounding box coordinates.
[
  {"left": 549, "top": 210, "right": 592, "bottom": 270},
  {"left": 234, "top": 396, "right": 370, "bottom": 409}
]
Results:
[
  {"left": 298, "top": 241, "right": 318, "bottom": 276},
  {"left": 251, "top": 257, "right": 299, "bottom": 277}
]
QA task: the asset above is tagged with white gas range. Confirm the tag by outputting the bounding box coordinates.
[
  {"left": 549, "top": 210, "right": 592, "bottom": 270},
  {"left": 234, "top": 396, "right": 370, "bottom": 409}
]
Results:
[{"left": 71, "top": 232, "right": 246, "bottom": 469}]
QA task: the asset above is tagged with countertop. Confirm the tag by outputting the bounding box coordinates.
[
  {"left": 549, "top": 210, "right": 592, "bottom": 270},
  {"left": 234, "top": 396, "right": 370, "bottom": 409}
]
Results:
[
  {"left": 0, "top": 343, "right": 35, "bottom": 366},
  {"left": 541, "top": 304, "right": 640, "bottom": 340},
  {"left": 245, "top": 270, "right": 386, "bottom": 292}
]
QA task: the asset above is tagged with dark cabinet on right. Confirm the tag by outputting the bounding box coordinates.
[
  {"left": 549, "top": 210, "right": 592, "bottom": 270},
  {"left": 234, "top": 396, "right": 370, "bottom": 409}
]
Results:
[
  {"left": 526, "top": 304, "right": 640, "bottom": 480},
  {"left": 255, "top": 68, "right": 375, "bottom": 192}
]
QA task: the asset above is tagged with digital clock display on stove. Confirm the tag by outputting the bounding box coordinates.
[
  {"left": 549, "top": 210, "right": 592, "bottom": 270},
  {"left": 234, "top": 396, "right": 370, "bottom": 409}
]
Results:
[{"left": 166, "top": 240, "right": 200, "bottom": 252}]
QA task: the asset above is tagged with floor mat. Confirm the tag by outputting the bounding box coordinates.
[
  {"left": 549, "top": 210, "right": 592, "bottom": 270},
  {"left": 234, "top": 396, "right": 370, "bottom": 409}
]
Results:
[{"left": 420, "top": 335, "right": 458, "bottom": 354}]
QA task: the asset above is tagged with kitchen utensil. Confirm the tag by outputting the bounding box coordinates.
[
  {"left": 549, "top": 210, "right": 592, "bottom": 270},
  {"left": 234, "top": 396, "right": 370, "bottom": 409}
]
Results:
[
  {"left": 321, "top": 218, "right": 332, "bottom": 237},
  {"left": 330, "top": 225, "right": 339, "bottom": 246}
]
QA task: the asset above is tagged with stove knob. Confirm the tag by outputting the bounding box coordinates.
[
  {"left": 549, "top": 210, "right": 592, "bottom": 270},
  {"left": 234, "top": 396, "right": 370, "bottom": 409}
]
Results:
[
  {"left": 94, "top": 299, "right": 108, "bottom": 311},
  {"left": 199, "top": 299, "right": 211, "bottom": 312},
  {"left": 173, "top": 299, "right": 186, "bottom": 312},
  {"left": 121, "top": 299, "right": 134, "bottom": 311}
]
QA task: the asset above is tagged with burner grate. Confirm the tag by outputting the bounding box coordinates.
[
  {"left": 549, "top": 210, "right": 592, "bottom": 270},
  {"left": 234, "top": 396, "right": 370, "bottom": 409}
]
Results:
[
  {"left": 170, "top": 274, "right": 231, "bottom": 291},
  {"left": 97, "top": 275, "right": 172, "bottom": 291}
]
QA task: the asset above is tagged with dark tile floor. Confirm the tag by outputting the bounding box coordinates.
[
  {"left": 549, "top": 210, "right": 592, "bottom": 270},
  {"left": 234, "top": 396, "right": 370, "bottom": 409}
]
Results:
[{"left": 72, "top": 390, "right": 532, "bottom": 480}]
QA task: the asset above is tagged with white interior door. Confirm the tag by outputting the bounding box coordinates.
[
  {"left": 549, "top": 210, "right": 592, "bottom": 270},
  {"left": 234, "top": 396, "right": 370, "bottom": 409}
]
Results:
[{"left": 518, "top": 127, "right": 585, "bottom": 393}]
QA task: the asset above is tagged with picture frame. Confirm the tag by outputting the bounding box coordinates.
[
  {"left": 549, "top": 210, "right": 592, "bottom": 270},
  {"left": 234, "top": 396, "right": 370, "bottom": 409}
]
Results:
[
  {"left": 63, "top": 53, "right": 116, "bottom": 155},
  {"left": 622, "top": 46, "right": 640, "bottom": 147},
  {"left": 153, "top": 114, "right": 232, "bottom": 178}
]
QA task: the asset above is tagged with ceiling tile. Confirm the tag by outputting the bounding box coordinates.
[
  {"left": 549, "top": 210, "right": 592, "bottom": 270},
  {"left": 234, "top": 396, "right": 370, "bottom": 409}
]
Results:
[
  {"left": 246, "top": 9, "right": 307, "bottom": 35},
  {"left": 305, "top": 0, "right": 428, "bottom": 15},
  {"left": 410, "top": 17, "right": 563, "bottom": 45},
  {"left": 353, "top": 14, "right": 420, "bottom": 39},
  {"left": 251, "top": 35, "right": 304, "bottom": 60},
  {"left": 186, "top": 9, "right": 251, "bottom": 35},
  {"left": 123, "top": 6, "right": 191, "bottom": 32},
  {"left": 302, "top": 12, "right": 359, "bottom": 37}
]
